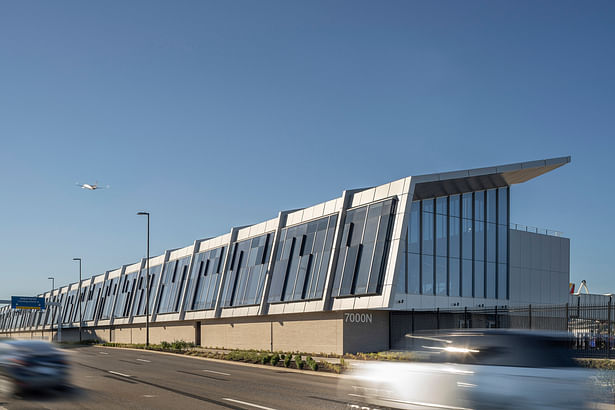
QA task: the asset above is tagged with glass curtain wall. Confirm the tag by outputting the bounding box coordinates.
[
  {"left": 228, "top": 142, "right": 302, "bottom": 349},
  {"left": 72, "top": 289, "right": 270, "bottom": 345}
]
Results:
[
  {"left": 332, "top": 198, "right": 396, "bottom": 297},
  {"left": 405, "top": 187, "right": 508, "bottom": 299},
  {"left": 157, "top": 257, "right": 191, "bottom": 314},
  {"left": 184, "top": 246, "right": 226, "bottom": 311},
  {"left": 132, "top": 265, "right": 162, "bottom": 316},
  {"left": 268, "top": 214, "right": 337, "bottom": 303},
  {"left": 221, "top": 233, "right": 273, "bottom": 307}
]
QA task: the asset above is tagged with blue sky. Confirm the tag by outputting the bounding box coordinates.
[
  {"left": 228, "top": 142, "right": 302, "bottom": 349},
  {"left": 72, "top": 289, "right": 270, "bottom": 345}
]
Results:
[{"left": 0, "top": 1, "right": 613, "bottom": 297}]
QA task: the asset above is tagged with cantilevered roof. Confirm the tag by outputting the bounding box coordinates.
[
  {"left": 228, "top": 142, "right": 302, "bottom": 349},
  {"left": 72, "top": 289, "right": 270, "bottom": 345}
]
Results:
[{"left": 411, "top": 156, "right": 570, "bottom": 200}]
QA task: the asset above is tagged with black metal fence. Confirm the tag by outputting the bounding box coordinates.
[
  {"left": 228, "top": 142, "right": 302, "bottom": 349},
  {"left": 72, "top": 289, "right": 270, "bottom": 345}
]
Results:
[{"left": 390, "top": 301, "right": 615, "bottom": 358}]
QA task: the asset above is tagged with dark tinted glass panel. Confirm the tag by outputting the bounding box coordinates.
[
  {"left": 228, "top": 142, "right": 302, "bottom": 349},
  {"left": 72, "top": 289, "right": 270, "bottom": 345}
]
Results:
[{"left": 436, "top": 212, "right": 447, "bottom": 257}]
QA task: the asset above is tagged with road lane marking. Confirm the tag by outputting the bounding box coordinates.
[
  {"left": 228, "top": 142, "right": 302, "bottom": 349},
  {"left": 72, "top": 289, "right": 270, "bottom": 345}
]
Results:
[
  {"left": 203, "top": 369, "right": 230, "bottom": 376},
  {"left": 99, "top": 352, "right": 109, "bottom": 355},
  {"left": 223, "top": 398, "right": 277, "bottom": 410},
  {"left": 143, "top": 395, "right": 157, "bottom": 398},
  {"left": 108, "top": 371, "right": 132, "bottom": 378},
  {"left": 137, "top": 358, "right": 151, "bottom": 362}
]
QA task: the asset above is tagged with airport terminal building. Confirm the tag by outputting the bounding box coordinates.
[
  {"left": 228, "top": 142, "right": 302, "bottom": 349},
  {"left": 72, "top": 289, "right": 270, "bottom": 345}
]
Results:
[{"left": 0, "top": 157, "right": 571, "bottom": 354}]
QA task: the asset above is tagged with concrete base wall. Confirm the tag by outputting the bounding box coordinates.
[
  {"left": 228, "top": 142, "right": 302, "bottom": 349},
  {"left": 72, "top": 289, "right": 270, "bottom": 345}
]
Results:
[{"left": 1, "top": 310, "right": 391, "bottom": 354}]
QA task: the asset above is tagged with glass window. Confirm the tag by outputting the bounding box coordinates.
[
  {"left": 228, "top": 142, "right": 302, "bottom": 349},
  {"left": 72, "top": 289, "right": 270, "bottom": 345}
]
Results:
[
  {"left": 422, "top": 255, "right": 433, "bottom": 295},
  {"left": 487, "top": 189, "right": 497, "bottom": 223},
  {"left": 474, "top": 191, "right": 485, "bottom": 221},
  {"left": 487, "top": 223, "right": 497, "bottom": 262},
  {"left": 498, "top": 263, "right": 508, "bottom": 299},
  {"left": 331, "top": 199, "right": 396, "bottom": 297},
  {"left": 436, "top": 196, "right": 447, "bottom": 216},
  {"left": 409, "top": 202, "right": 420, "bottom": 254},
  {"left": 486, "top": 262, "right": 496, "bottom": 299},
  {"left": 449, "top": 258, "right": 460, "bottom": 297},
  {"left": 422, "top": 201, "right": 434, "bottom": 256},
  {"left": 462, "top": 218, "right": 473, "bottom": 260},
  {"left": 450, "top": 195, "right": 460, "bottom": 218},
  {"left": 436, "top": 212, "right": 447, "bottom": 257},
  {"left": 498, "top": 225, "right": 508, "bottom": 264},
  {"left": 223, "top": 234, "right": 272, "bottom": 307},
  {"left": 474, "top": 261, "right": 484, "bottom": 298},
  {"left": 408, "top": 253, "right": 420, "bottom": 294},
  {"left": 462, "top": 193, "right": 473, "bottom": 220},
  {"left": 435, "top": 256, "right": 447, "bottom": 296},
  {"left": 498, "top": 187, "right": 508, "bottom": 226},
  {"left": 449, "top": 216, "right": 460, "bottom": 259},
  {"left": 462, "top": 259, "right": 473, "bottom": 297},
  {"left": 474, "top": 219, "right": 484, "bottom": 261}
]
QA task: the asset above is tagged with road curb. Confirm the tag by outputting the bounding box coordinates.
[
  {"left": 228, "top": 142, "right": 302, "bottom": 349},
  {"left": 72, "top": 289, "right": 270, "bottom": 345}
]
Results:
[{"left": 93, "top": 345, "right": 348, "bottom": 379}]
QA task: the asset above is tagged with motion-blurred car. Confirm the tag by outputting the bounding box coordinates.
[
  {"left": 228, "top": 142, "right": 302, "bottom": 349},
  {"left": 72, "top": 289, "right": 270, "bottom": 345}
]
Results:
[
  {"left": 0, "top": 339, "right": 70, "bottom": 397},
  {"left": 346, "top": 330, "right": 604, "bottom": 409}
]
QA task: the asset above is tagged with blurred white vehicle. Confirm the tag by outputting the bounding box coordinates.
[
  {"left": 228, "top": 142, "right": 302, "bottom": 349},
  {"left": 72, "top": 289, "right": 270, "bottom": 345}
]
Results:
[{"left": 345, "top": 330, "right": 606, "bottom": 409}]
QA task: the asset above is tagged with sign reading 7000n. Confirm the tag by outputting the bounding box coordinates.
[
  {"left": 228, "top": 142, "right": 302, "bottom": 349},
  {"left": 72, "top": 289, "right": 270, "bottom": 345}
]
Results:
[
  {"left": 344, "top": 312, "right": 373, "bottom": 324},
  {"left": 11, "top": 296, "right": 46, "bottom": 310}
]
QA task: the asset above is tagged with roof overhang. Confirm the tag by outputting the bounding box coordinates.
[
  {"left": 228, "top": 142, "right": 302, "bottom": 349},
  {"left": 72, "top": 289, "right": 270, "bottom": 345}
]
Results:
[{"left": 412, "top": 156, "right": 570, "bottom": 200}]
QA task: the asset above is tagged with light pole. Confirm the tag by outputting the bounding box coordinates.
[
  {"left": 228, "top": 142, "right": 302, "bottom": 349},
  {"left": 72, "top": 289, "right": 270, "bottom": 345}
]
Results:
[
  {"left": 137, "top": 211, "right": 150, "bottom": 347},
  {"left": 48, "top": 276, "right": 54, "bottom": 339},
  {"left": 73, "top": 258, "right": 82, "bottom": 343}
]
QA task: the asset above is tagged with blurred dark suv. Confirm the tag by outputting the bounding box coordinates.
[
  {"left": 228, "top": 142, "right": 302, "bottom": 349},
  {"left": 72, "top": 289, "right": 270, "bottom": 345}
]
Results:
[{"left": 0, "top": 339, "right": 70, "bottom": 396}]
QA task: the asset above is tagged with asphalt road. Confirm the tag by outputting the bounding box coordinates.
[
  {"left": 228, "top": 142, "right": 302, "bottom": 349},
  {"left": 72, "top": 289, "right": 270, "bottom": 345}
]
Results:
[{"left": 0, "top": 346, "right": 352, "bottom": 410}]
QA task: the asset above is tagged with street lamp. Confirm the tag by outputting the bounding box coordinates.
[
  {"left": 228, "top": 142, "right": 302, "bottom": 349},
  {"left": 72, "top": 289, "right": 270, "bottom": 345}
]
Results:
[
  {"left": 137, "top": 211, "right": 150, "bottom": 347},
  {"left": 48, "top": 276, "right": 54, "bottom": 335},
  {"left": 72, "top": 258, "right": 82, "bottom": 343}
]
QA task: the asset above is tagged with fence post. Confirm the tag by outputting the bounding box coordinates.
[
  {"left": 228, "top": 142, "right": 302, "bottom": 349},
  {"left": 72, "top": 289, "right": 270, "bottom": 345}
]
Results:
[
  {"left": 464, "top": 306, "right": 468, "bottom": 329},
  {"left": 609, "top": 297, "right": 612, "bottom": 359},
  {"left": 495, "top": 306, "right": 498, "bottom": 328},
  {"left": 528, "top": 304, "right": 532, "bottom": 330},
  {"left": 436, "top": 308, "right": 440, "bottom": 330},
  {"left": 565, "top": 303, "right": 569, "bottom": 332}
]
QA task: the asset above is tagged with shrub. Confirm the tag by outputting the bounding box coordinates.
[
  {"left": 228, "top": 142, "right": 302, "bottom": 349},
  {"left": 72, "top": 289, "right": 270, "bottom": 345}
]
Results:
[
  {"left": 294, "top": 354, "right": 304, "bottom": 370},
  {"left": 161, "top": 341, "right": 171, "bottom": 349},
  {"left": 260, "top": 354, "right": 271, "bottom": 365},
  {"left": 271, "top": 353, "right": 280, "bottom": 366},
  {"left": 305, "top": 355, "right": 318, "bottom": 371},
  {"left": 284, "top": 354, "right": 292, "bottom": 368}
]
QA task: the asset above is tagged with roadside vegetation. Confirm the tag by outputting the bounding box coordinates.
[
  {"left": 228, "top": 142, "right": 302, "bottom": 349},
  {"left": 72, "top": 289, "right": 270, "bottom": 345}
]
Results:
[{"left": 98, "top": 341, "right": 345, "bottom": 373}]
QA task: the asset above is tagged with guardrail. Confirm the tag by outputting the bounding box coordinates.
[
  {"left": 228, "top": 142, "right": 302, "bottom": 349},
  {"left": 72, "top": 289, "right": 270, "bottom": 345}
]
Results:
[{"left": 509, "top": 223, "right": 563, "bottom": 237}]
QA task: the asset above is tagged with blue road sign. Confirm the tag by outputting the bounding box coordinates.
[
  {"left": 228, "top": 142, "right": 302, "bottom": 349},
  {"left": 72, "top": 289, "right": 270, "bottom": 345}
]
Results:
[{"left": 11, "top": 296, "right": 45, "bottom": 310}]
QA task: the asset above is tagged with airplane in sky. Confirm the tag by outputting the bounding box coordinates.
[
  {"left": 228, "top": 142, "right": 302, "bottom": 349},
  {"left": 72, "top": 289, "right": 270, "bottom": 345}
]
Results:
[{"left": 75, "top": 182, "right": 109, "bottom": 190}]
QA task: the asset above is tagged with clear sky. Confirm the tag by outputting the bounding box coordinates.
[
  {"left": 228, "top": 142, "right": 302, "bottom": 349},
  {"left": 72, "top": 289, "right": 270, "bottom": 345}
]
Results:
[{"left": 0, "top": 1, "right": 613, "bottom": 297}]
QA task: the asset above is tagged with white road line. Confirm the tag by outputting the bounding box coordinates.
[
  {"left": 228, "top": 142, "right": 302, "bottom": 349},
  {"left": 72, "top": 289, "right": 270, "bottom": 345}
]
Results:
[
  {"left": 203, "top": 369, "right": 230, "bottom": 376},
  {"left": 108, "top": 370, "right": 132, "bottom": 378},
  {"left": 99, "top": 352, "right": 109, "bottom": 355},
  {"left": 136, "top": 358, "right": 151, "bottom": 362},
  {"left": 222, "top": 398, "right": 277, "bottom": 410}
]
